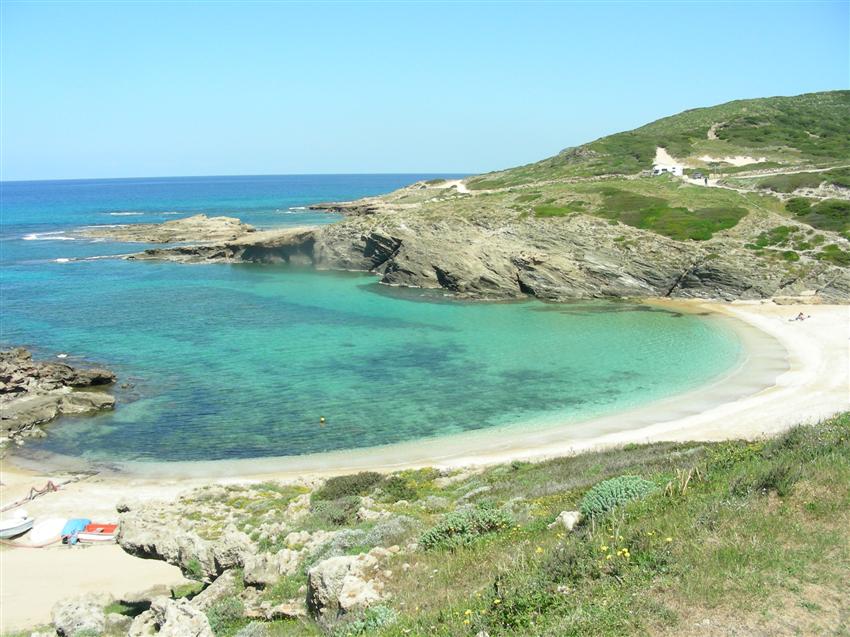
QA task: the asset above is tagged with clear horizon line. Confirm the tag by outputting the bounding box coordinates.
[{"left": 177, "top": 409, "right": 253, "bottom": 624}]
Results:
[{"left": 0, "top": 170, "right": 478, "bottom": 185}]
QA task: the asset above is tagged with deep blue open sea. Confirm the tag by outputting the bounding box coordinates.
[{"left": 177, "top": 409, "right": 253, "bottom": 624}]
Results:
[{"left": 0, "top": 175, "right": 743, "bottom": 466}]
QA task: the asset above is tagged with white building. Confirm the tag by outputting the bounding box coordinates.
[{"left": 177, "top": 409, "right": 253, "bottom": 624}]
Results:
[{"left": 651, "top": 164, "right": 683, "bottom": 177}]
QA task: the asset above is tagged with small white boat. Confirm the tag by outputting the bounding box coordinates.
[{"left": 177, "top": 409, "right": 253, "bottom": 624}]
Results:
[
  {"left": 0, "top": 515, "right": 35, "bottom": 539},
  {"left": 29, "top": 517, "right": 68, "bottom": 544}
]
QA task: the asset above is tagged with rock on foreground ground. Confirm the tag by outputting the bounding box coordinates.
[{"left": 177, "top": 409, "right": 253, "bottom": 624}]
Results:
[{"left": 0, "top": 347, "right": 116, "bottom": 446}]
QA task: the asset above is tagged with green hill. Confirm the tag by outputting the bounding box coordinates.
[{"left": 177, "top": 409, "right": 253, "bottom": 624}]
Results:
[{"left": 468, "top": 91, "right": 850, "bottom": 190}]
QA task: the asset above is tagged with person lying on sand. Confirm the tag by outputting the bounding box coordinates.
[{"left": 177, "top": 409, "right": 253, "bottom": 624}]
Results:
[{"left": 790, "top": 312, "right": 811, "bottom": 322}]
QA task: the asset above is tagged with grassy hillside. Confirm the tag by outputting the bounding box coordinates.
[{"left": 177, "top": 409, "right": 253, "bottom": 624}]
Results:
[
  {"left": 83, "top": 413, "right": 850, "bottom": 637},
  {"left": 467, "top": 91, "right": 850, "bottom": 190}
]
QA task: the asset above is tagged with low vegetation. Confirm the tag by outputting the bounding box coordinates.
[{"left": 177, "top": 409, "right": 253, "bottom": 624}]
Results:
[
  {"left": 592, "top": 186, "right": 748, "bottom": 241},
  {"left": 757, "top": 167, "right": 850, "bottom": 193},
  {"left": 117, "top": 412, "right": 850, "bottom": 637}
]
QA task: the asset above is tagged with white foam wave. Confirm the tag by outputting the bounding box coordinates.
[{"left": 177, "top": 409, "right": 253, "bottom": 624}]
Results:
[
  {"left": 109, "top": 212, "right": 144, "bottom": 216},
  {"left": 23, "top": 231, "right": 75, "bottom": 241},
  {"left": 53, "top": 258, "right": 72, "bottom": 263}
]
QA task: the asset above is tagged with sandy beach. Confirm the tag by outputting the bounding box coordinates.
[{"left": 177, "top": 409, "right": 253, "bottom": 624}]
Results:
[{"left": 1, "top": 299, "right": 847, "bottom": 631}]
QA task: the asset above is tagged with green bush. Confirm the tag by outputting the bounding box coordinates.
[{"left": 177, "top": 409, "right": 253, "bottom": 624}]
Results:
[
  {"left": 420, "top": 503, "right": 513, "bottom": 550},
  {"left": 380, "top": 475, "right": 419, "bottom": 502},
  {"left": 793, "top": 198, "right": 850, "bottom": 233},
  {"left": 206, "top": 597, "right": 245, "bottom": 636},
  {"left": 579, "top": 475, "right": 657, "bottom": 519},
  {"left": 817, "top": 244, "right": 850, "bottom": 265},
  {"left": 312, "top": 472, "right": 384, "bottom": 502},
  {"left": 786, "top": 197, "right": 813, "bottom": 216},
  {"left": 311, "top": 496, "right": 361, "bottom": 526}
]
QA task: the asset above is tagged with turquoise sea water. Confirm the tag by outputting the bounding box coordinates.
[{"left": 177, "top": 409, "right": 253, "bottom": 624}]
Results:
[{"left": 1, "top": 175, "right": 743, "bottom": 465}]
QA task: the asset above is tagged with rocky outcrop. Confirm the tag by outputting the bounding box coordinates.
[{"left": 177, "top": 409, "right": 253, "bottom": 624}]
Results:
[
  {"left": 105, "top": 206, "right": 850, "bottom": 303},
  {"left": 128, "top": 227, "right": 316, "bottom": 265},
  {"left": 79, "top": 214, "right": 254, "bottom": 243},
  {"left": 51, "top": 593, "right": 112, "bottom": 637},
  {"left": 306, "top": 551, "right": 387, "bottom": 621},
  {"left": 0, "top": 347, "right": 116, "bottom": 445},
  {"left": 130, "top": 597, "right": 214, "bottom": 637},
  {"left": 118, "top": 506, "right": 255, "bottom": 582}
]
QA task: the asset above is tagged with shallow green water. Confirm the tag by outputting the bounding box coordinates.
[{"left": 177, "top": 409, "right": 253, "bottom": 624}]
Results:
[
  {"left": 2, "top": 175, "right": 744, "bottom": 466},
  {"left": 5, "top": 262, "right": 742, "bottom": 464}
]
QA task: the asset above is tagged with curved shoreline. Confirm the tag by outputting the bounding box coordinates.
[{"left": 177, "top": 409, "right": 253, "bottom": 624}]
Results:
[{"left": 7, "top": 298, "right": 844, "bottom": 481}]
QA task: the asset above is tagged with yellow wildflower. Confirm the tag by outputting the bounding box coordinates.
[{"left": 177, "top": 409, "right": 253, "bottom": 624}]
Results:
[
  {"left": 665, "top": 537, "right": 673, "bottom": 543},
  {"left": 535, "top": 546, "right": 544, "bottom": 554}
]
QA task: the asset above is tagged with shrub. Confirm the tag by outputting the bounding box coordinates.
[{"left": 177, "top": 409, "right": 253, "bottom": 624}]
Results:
[
  {"left": 381, "top": 475, "right": 419, "bottom": 502},
  {"left": 311, "top": 496, "right": 361, "bottom": 526},
  {"left": 786, "top": 197, "right": 812, "bottom": 216},
  {"left": 419, "top": 503, "right": 513, "bottom": 550},
  {"left": 331, "top": 605, "right": 398, "bottom": 636},
  {"left": 817, "top": 244, "right": 850, "bottom": 265},
  {"left": 730, "top": 458, "right": 803, "bottom": 497},
  {"left": 579, "top": 475, "right": 657, "bottom": 520},
  {"left": 366, "top": 515, "right": 420, "bottom": 546},
  {"left": 184, "top": 558, "right": 205, "bottom": 581},
  {"left": 312, "top": 472, "right": 384, "bottom": 502},
  {"left": 206, "top": 597, "right": 245, "bottom": 636}
]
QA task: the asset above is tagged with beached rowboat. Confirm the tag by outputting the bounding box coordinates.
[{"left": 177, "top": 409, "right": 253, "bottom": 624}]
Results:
[
  {"left": 76, "top": 522, "right": 118, "bottom": 543},
  {"left": 0, "top": 516, "right": 35, "bottom": 539}
]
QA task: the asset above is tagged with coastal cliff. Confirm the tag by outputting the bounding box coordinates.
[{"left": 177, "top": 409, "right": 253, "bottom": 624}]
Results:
[{"left": 82, "top": 91, "right": 850, "bottom": 303}]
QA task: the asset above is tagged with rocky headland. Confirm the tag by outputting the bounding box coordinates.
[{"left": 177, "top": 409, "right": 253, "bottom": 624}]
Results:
[
  {"left": 80, "top": 189, "right": 850, "bottom": 303},
  {"left": 78, "top": 214, "right": 255, "bottom": 243},
  {"left": 0, "top": 347, "right": 116, "bottom": 447}
]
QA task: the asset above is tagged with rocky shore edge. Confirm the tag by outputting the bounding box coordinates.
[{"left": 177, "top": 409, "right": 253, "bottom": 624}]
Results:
[{"left": 0, "top": 347, "right": 116, "bottom": 448}]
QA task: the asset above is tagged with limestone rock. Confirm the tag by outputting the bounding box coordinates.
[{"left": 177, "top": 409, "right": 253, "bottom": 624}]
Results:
[
  {"left": 306, "top": 553, "right": 385, "bottom": 620},
  {"left": 548, "top": 510, "right": 582, "bottom": 532},
  {"left": 51, "top": 593, "right": 111, "bottom": 637},
  {"left": 191, "top": 570, "right": 241, "bottom": 611},
  {"left": 242, "top": 549, "right": 301, "bottom": 586},
  {"left": 118, "top": 507, "right": 254, "bottom": 582},
  {"left": 133, "top": 597, "right": 214, "bottom": 637}
]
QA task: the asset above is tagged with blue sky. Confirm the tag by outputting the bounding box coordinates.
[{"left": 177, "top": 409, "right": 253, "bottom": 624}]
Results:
[{"left": 1, "top": 1, "right": 848, "bottom": 181}]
